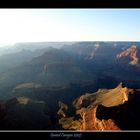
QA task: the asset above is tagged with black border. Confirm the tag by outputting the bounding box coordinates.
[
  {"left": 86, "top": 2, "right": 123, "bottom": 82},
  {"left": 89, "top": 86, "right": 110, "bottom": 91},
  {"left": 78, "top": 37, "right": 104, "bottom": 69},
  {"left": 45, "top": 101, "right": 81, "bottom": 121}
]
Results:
[
  {"left": 0, "top": 0, "right": 140, "bottom": 8},
  {"left": 0, "top": 131, "right": 140, "bottom": 139}
]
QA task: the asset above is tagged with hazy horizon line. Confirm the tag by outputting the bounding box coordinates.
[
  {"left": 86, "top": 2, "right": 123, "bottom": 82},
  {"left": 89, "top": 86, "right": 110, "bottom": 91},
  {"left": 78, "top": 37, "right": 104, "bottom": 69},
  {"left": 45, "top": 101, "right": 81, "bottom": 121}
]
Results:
[{"left": 0, "top": 40, "right": 140, "bottom": 48}]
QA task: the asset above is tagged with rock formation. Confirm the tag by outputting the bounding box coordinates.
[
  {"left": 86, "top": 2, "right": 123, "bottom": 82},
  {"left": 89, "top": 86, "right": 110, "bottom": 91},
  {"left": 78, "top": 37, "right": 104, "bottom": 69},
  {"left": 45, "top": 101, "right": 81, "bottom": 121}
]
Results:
[
  {"left": 57, "top": 101, "right": 68, "bottom": 118},
  {"left": 78, "top": 106, "right": 120, "bottom": 130},
  {"left": 117, "top": 45, "right": 139, "bottom": 65},
  {"left": 58, "top": 83, "right": 133, "bottom": 131}
]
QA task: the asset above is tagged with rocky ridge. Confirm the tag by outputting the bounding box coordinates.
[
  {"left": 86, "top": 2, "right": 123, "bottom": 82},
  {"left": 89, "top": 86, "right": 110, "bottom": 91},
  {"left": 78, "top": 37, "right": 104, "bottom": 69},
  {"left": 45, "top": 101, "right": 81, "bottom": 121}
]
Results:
[
  {"left": 58, "top": 83, "right": 134, "bottom": 130},
  {"left": 117, "top": 45, "right": 139, "bottom": 65}
]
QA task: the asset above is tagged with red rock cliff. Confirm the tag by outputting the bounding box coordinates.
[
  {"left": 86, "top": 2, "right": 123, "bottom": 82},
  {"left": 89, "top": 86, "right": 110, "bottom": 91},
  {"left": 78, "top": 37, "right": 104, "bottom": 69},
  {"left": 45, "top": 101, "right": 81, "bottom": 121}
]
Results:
[
  {"left": 117, "top": 45, "right": 138, "bottom": 65},
  {"left": 58, "top": 83, "right": 133, "bottom": 131}
]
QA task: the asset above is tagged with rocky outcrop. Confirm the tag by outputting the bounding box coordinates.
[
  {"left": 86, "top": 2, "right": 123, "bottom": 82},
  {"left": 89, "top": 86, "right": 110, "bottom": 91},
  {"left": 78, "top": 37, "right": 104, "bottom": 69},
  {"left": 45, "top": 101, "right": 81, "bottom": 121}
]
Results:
[
  {"left": 73, "top": 82, "right": 131, "bottom": 109},
  {"left": 59, "top": 117, "right": 82, "bottom": 130},
  {"left": 57, "top": 101, "right": 68, "bottom": 118},
  {"left": 58, "top": 83, "right": 133, "bottom": 131},
  {"left": 117, "top": 45, "right": 139, "bottom": 65},
  {"left": 78, "top": 106, "right": 120, "bottom": 130}
]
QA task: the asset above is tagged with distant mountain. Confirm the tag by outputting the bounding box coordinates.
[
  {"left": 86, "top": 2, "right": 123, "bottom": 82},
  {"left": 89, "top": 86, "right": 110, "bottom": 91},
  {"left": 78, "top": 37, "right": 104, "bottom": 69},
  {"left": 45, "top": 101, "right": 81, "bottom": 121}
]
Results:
[
  {"left": 62, "top": 42, "right": 140, "bottom": 88},
  {"left": 14, "top": 42, "right": 75, "bottom": 51},
  {"left": 1, "top": 42, "right": 140, "bottom": 99},
  {"left": 0, "top": 42, "right": 76, "bottom": 73},
  {"left": 0, "top": 46, "right": 58, "bottom": 74},
  {"left": 0, "top": 48, "right": 96, "bottom": 95}
]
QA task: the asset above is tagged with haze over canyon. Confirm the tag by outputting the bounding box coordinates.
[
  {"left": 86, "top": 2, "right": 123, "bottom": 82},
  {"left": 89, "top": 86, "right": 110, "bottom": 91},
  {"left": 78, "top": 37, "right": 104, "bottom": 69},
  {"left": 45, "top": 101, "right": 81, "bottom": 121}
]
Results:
[{"left": 0, "top": 41, "right": 140, "bottom": 130}]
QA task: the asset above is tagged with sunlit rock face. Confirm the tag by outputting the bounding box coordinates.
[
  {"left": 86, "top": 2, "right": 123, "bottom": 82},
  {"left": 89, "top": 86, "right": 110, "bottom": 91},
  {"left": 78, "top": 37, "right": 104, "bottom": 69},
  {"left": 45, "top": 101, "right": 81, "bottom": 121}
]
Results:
[
  {"left": 58, "top": 83, "right": 134, "bottom": 131},
  {"left": 117, "top": 45, "right": 139, "bottom": 65},
  {"left": 79, "top": 107, "right": 120, "bottom": 130}
]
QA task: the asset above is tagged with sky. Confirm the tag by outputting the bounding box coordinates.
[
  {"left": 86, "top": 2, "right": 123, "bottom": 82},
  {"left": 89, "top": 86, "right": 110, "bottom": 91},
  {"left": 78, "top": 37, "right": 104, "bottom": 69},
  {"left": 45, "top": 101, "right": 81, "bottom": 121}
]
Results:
[{"left": 0, "top": 9, "right": 140, "bottom": 47}]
